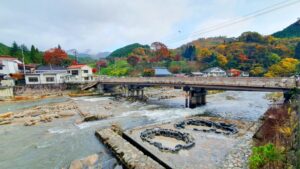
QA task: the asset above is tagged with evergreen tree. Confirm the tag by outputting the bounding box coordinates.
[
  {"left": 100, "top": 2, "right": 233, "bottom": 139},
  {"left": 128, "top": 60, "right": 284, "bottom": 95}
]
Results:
[
  {"left": 58, "top": 44, "right": 61, "bottom": 49},
  {"left": 30, "top": 45, "right": 42, "bottom": 63},
  {"left": 183, "top": 45, "right": 196, "bottom": 61},
  {"left": 10, "top": 41, "right": 19, "bottom": 57},
  {"left": 295, "top": 42, "right": 300, "bottom": 59},
  {"left": 20, "top": 44, "right": 29, "bottom": 52}
]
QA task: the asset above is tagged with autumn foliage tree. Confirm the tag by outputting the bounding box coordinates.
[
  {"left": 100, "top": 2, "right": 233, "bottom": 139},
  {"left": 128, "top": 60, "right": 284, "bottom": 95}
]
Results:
[
  {"left": 265, "top": 58, "right": 299, "bottom": 77},
  {"left": 142, "top": 68, "right": 155, "bottom": 77},
  {"left": 127, "top": 55, "right": 140, "bottom": 67},
  {"left": 43, "top": 47, "right": 69, "bottom": 65},
  {"left": 151, "top": 42, "right": 170, "bottom": 61}
]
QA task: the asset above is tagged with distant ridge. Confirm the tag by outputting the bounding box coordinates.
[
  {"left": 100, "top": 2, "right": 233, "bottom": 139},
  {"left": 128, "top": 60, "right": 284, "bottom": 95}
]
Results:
[
  {"left": 273, "top": 19, "right": 300, "bottom": 38},
  {"left": 108, "top": 43, "right": 150, "bottom": 58}
]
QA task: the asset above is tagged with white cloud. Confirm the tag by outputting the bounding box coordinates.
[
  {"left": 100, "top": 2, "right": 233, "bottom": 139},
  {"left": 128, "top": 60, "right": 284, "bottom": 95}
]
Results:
[
  {"left": 0, "top": 0, "right": 300, "bottom": 53},
  {"left": 0, "top": 0, "right": 190, "bottom": 53}
]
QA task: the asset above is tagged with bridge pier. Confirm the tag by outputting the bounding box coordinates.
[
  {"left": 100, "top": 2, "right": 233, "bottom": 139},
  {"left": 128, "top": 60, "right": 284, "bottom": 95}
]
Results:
[
  {"left": 127, "top": 85, "right": 144, "bottom": 100},
  {"left": 184, "top": 87, "right": 207, "bottom": 108}
]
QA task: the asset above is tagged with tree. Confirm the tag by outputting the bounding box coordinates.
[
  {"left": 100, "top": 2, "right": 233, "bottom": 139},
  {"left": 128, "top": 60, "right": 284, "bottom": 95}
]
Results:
[
  {"left": 96, "top": 60, "right": 107, "bottom": 69},
  {"left": 168, "top": 61, "right": 190, "bottom": 73},
  {"left": 266, "top": 53, "right": 281, "bottom": 67},
  {"left": 10, "top": 41, "right": 20, "bottom": 57},
  {"left": 296, "top": 63, "right": 300, "bottom": 74},
  {"left": 295, "top": 42, "right": 300, "bottom": 59},
  {"left": 30, "top": 45, "right": 42, "bottom": 63},
  {"left": 151, "top": 42, "right": 170, "bottom": 61},
  {"left": 239, "top": 32, "right": 265, "bottom": 43},
  {"left": 127, "top": 55, "right": 140, "bottom": 67},
  {"left": 142, "top": 68, "right": 155, "bottom": 77},
  {"left": 183, "top": 45, "right": 196, "bottom": 61},
  {"left": 43, "top": 47, "right": 69, "bottom": 65},
  {"left": 216, "top": 54, "right": 228, "bottom": 66},
  {"left": 265, "top": 58, "right": 300, "bottom": 77},
  {"left": 250, "top": 65, "right": 265, "bottom": 77},
  {"left": 100, "top": 60, "right": 131, "bottom": 77}
]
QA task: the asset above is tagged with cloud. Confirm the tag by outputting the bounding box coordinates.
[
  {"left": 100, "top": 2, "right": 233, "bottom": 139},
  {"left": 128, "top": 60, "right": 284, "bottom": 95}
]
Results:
[
  {"left": 0, "top": 0, "right": 190, "bottom": 53},
  {"left": 0, "top": 0, "right": 300, "bottom": 53}
]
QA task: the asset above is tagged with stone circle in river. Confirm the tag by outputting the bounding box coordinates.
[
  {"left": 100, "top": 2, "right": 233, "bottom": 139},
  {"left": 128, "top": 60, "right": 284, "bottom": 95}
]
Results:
[
  {"left": 174, "top": 119, "right": 238, "bottom": 135},
  {"left": 140, "top": 128, "right": 195, "bottom": 153}
]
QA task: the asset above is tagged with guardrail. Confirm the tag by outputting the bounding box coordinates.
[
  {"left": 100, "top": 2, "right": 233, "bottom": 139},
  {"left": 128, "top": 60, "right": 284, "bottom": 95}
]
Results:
[{"left": 97, "top": 77, "right": 297, "bottom": 90}]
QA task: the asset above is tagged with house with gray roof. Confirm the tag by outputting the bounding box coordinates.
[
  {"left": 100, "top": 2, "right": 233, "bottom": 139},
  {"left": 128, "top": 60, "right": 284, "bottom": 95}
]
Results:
[
  {"left": 203, "top": 67, "right": 227, "bottom": 77},
  {"left": 154, "top": 67, "right": 172, "bottom": 77}
]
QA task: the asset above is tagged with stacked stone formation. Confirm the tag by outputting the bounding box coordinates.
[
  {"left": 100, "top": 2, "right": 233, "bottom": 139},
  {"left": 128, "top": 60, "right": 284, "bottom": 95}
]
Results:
[
  {"left": 140, "top": 128, "right": 195, "bottom": 153},
  {"left": 174, "top": 119, "right": 238, "bottom": 135}
]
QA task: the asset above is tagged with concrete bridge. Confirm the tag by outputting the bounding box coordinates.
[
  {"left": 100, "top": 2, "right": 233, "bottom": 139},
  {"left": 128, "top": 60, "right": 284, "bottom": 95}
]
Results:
[{"left": 88, "top": 77, "right": 298, "bottom": 108}]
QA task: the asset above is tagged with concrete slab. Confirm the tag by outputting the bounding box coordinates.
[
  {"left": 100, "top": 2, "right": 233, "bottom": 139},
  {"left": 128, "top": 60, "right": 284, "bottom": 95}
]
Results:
[{"left": 124, "top": 116, "right": 256, "bottom": 169}]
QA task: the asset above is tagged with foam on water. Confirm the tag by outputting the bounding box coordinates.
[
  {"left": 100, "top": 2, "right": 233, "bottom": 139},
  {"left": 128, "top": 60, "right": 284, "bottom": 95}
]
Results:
[
  {"left": 48, "top": 128, "right": 71, "bottom": 134},
  {"left": 71, "top": 97, "right": 112, "bottom": 102}
]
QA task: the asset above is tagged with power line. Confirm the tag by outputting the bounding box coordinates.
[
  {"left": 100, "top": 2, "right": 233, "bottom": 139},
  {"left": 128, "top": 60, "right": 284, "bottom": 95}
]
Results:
[
  {"left": 166, "top": 0, "right": 294, "bottom": 42},
  {"left": 165, "top": 0, "right": 300, "bottom": 46}
]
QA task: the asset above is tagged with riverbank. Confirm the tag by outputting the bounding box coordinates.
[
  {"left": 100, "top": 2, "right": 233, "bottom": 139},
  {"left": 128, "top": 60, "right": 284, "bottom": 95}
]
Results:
[{"left": 0, "top": 88, "right": 273, "bottom": 169}]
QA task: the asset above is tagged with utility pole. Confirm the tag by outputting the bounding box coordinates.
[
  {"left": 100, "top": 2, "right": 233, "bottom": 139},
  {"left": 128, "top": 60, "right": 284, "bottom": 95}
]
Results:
[{"left": 21, "top": 48, "right": 26, "bottom": 74}]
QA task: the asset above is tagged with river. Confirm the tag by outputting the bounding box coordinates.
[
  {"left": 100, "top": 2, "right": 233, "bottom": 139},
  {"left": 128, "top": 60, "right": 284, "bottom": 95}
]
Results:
[{"left": 0, "top": 91, "right": 271, "bottom": 169}]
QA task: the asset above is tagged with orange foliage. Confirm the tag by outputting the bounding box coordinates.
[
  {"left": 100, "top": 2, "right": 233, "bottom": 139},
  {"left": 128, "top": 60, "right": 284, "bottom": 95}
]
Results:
[
  {"left": 239, "top": 53, "right": 249, "bottom": 62},
  {"left": 44, "top": 48, "right": 69, "bottom": 65}
]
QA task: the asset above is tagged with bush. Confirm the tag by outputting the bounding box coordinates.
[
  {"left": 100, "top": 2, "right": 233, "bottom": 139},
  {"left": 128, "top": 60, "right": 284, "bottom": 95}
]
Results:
[{"left": 249, "top": 143, "right": 284, "bottom": 169}]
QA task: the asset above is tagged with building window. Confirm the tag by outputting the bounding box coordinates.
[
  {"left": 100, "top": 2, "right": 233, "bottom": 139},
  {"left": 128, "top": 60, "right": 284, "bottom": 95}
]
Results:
[
  {"left": 67, "top": 70, "right": 71, "bottom": 74},
  {"left": 83, "top": 70, "right": 88, "bottom": 73},
  {"left": 84, "top": 77, "right": 89, "bottom": 81},
  {"left": 72, "top": 70, "right": 79, "bottom": 75},
  {"left": 28, "top": 77, "right": 38, "bottom": 82},
  {"left": 46, "top": 77, "right": 54, "bottom": 82},
  {"left": 0, "top": 66, "right": 3, "bottom": 70}
]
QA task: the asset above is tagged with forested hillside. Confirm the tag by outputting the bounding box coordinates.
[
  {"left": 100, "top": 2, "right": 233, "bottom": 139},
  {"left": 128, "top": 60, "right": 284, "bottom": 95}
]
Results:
[
  {"left": 108, "top": 43, "right": 150, "bottom": 58},
  {"left": 101, "top": 22, "right": 300, "bottom": 77}
]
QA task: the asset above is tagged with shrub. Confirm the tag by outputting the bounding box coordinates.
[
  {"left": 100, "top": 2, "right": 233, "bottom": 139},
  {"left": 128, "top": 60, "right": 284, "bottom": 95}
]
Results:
[{"left": 249, "top": 143, "right": 284, "bottom": 169}]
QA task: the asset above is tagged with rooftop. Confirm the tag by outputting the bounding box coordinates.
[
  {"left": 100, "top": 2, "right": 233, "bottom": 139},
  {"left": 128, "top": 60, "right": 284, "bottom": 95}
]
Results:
[
  {"left": 68, "top": 64, "right": 87, "bottom": 69},
  {"left": 0, "top": 55, "right": 19, "bottom": 61},
  {"left": 36, "top": 65, "right": 66, "bottom": 71},
  {"left": 154, "top": 67, "right": 172, "bottom": 76}
]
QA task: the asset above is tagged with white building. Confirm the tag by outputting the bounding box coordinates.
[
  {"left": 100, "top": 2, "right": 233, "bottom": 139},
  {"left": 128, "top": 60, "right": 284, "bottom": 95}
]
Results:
[
  {"left": 65, "top": 64, "right": 94, "bottom": 83},
  {"left": 25, "top": 66, "right": 68, "bottom": 85},
  {"left": 203, "top": 67, "right": 227, "bottom": 77},
  {"left": 0, "top": 56, "right": 22, "bottom": 77}
]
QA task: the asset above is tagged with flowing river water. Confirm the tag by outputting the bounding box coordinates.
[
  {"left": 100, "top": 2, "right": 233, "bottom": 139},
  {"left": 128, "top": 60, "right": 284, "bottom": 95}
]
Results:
[{"left": 0, "top": 91, "right": 272, "bottom": 169}]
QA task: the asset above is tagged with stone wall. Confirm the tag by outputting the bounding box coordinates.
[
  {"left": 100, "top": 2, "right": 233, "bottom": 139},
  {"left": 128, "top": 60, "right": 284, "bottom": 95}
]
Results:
[
  {"left": 0, "top": 87, "right": 13, "bottom": 98},
  {"left": 95, "top": 128, "right": 164, "bottom": 169}
]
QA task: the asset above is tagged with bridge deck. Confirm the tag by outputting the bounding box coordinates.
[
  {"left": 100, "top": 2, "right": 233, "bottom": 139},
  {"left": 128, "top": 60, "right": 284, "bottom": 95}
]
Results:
[{"left": 97, "top": 77, "right": 297, "bottom": 92}]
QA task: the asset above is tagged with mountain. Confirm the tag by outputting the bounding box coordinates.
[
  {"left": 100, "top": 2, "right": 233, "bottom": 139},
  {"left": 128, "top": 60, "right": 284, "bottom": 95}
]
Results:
[
  {"left": 66, "top": 49, "right": 110, "bottom": 60},
  {"left": 95, "top": 52, "right": 110, "bottom": 58},
  {"left": 108, "top": 43, "right": 150, "bottom": 58},
  {"left": 273, "top": 19, "right": 300, "bottom": 38}
]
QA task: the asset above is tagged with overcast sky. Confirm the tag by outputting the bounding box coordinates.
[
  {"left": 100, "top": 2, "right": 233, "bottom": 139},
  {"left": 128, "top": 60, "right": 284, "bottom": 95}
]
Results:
[{"left": 1, "top": 0, "right": 300, "bottom": 53}]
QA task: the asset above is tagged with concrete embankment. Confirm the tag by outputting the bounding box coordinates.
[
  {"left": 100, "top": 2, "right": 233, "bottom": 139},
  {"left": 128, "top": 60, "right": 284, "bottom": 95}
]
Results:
[{"left": 95, "top": 128, "right": 165, "bottom": 169}]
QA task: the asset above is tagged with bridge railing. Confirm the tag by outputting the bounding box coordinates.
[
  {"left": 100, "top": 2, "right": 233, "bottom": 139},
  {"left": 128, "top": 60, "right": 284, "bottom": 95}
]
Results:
[{"left": 97, "top": 77, "right": 297, "bottom": 89}]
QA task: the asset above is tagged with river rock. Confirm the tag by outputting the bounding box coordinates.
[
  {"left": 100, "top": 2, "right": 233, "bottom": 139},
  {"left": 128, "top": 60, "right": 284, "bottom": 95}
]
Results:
[
  {"left": 58, "top": 111, "right": 76, "bottom": 117},
  {"left": 24, "top": 120, "right": 37, "bottom": 126},
  {"left": 69, "top": 160, "right": 83, "bottom": 169},
  {"left": 84, "top": 114, "right": 112, "bottom": 122},
  {"left": 0, "top": 112, "right": 13, "bottom": 119},
  {"left": 81, "top": 154, "right": 99, "bottom": 166},
  {"left": 0, "top": 120, "right": 12, "bottom": 125}
]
